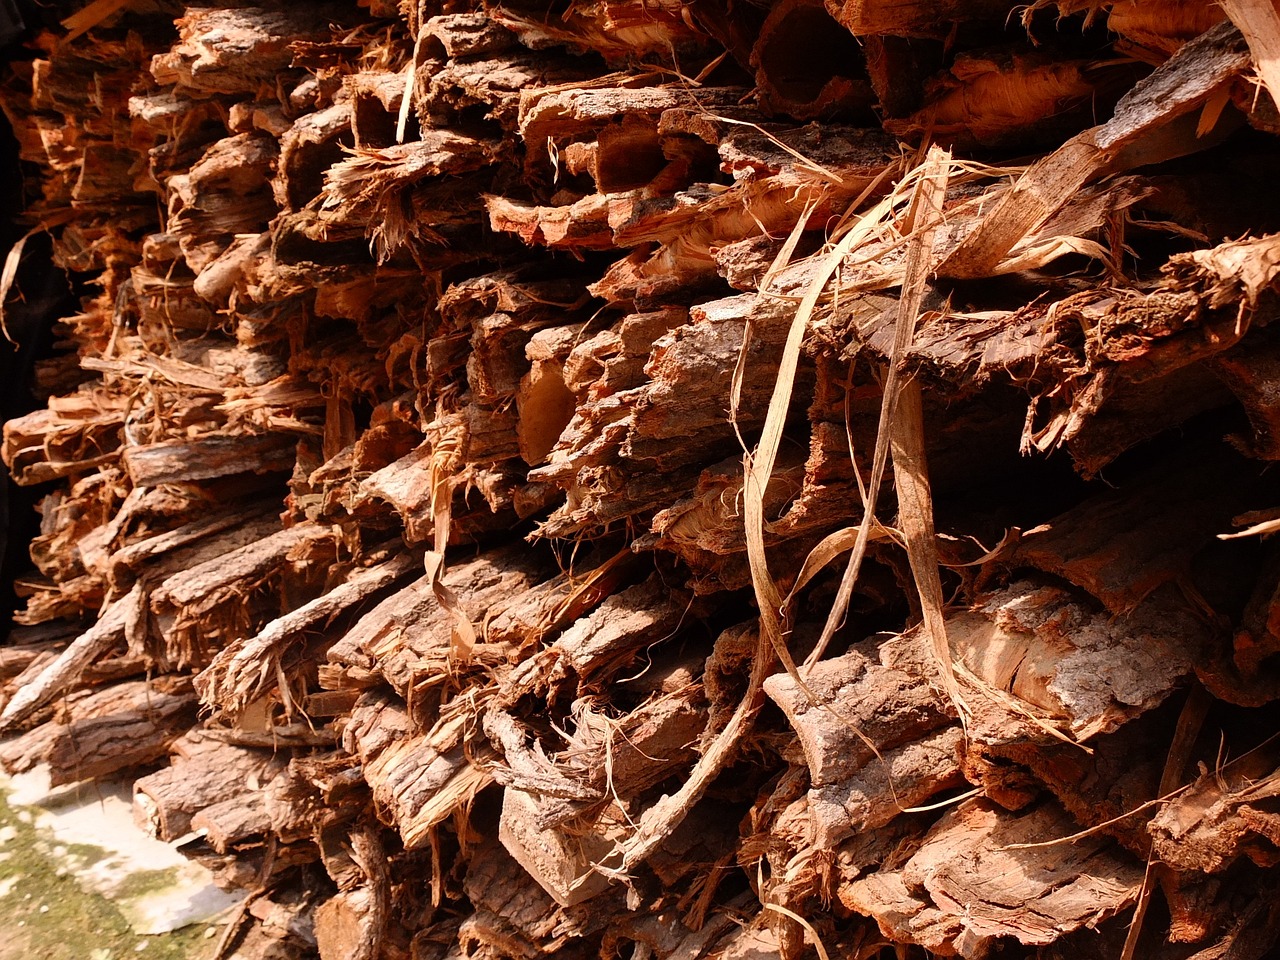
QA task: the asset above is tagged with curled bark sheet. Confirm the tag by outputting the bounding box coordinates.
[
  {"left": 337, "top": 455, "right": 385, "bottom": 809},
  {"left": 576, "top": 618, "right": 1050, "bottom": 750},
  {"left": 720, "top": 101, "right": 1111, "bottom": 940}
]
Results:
[{"left": 843, "top": 799, "right": 1144, "bottom": 957}]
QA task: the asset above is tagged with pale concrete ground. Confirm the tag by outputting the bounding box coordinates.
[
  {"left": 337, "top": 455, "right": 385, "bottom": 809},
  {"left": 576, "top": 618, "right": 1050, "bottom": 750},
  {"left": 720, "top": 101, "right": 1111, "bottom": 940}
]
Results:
[{"left": 0, "top": 766, "right": 243, "bottom": 960}]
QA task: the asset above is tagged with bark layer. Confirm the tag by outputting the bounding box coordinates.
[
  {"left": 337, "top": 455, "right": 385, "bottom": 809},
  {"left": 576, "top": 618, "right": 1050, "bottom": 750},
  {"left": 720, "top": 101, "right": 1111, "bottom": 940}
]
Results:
[{"left": 2, "top": 3, "right": 1280, "bottom": 959}]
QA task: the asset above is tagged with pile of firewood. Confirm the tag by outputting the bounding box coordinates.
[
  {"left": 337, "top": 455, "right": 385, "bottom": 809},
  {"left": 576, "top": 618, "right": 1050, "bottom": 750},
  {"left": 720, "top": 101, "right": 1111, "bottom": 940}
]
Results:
[{"left": 7, "top": 0, "right": 1280, "bottom": 957}]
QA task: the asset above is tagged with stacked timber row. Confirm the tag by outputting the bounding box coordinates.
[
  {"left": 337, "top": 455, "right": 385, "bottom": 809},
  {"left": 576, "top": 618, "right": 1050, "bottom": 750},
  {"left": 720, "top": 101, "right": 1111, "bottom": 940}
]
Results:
[{"left": 6, "top": 0, "right": 1280, "bottom": 957}]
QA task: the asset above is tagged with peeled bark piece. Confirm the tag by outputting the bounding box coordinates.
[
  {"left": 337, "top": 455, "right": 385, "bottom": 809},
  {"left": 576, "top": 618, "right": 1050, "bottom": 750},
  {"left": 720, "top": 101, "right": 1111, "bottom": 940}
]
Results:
[
  {"left": 494, "top": 122, "right": 897, "bottom": 284},
  {"left": 416, "top": 52, "right": 595, "bottom": 135},
  {"left": 194, "top": 551, "right": 420, "bottom": 721},
  {"left": 764, "top": 644, "right": 962, "bottom": 848},
  {"left": 751, "top": 0, "right": 874, "bottom": 120},
  {"left": 813, "top": 725, "right": 964, "bottom": 849},
  {"left": 460, "top": 839, "right": 615, "bottom": 960},
  {"left": 346, "top": 71, "right": 408, "bottom": 150},
  {"left": 938, "top": 19, "right": 1251, "bottom": 280},
  {"left": 151, "top": 6, "right": 345, "bottom": 95},
  {"left": 1108, "top": 1, "right": 1228, "bottom": 62},
  {"left": 1167, "top": 232, "right": 1280, "bottom": 314},
  {"left": 364, "top": 735, "right": 490, "bottom": 849},
  {"left": 552, "top": 678, "right": 707, "bottom": 812},
  {"left": 764, "top": 646, "right": 952, "bottom": 787},
  {"left": 990, "top": 232, "right": 1280, "bottom": 471},
  {"left": 168, "top": 133, "right": 279, "bottom": 275},
  {"left": 340, "top": 690, "right": 495, "bottom": 850},
  {"left": 420, "top": 13, "right": 520, "bottom": 60},
  {"left": 886, "top": 50, "right": 1141, "bottom": 151},
  {"left": 0, "top": 678, "right": 198, "bottom": 787},
  {"left": 486, "top": 193, "right": 616, "bottom": 251},
  {"left": 190, "top": 793, "right": 273, "bottom": 854},
  {"left": 131, "top": 271, "right": 220, "bottom": 334},
  {"left": 276, "top": 102, "right": 353, "bottom": 214},
  {"left": 1006, "top": 447, "right": 1272, "bottom": 615},
  {"left": 260, "top": 752, "right": 362, "bottom": 846},
  {"left": 0, "top": 588, "right": 131, "bottom": 733},
  {"left": 1149, "top": 744, "right": 1280, "bottom": 875},
  {"left": 484, "top": 0, "right": 705, "bottom": 61},
  {"left": 647, "top": 323, "right": 794, "bottom": 443},
  {"left": 494, "top": 677, "right": 707, "bottom": 831},
  {"left": 841, "top": 799, "right": 1143, "bottom": 957},
  {"left": 547, "top": 574, "right": 688, "bottom": 687},
  {"left": 314, "top": 826, "right": 390, "bottom": 960},
  {"left": 122, "top": 432, "right": 296, "bottom": 486},
  {"left": 959, "top": 702, "right": 1169, "bottom": 850},
  {"left": 150, "top": 522, "right": 339, "bottom": 667},
  {"left": 108, "top": 504, "right": 280, "bottom": 592},
  {"left": 483, "top": 707, "right": 602, "bottom": 807},
  {"left": 517, "top": 85, "right": 740, "bottom": 189},
  {"left": 2, "top": 391, "right": 126, "bottom": 486},
  {"left": 326, "top": 546, "right": 545, "bottom": 699},
  {"left": 133, "top": 732, "right": 282, "bottom": 841},
  {"left": 0, "top": 638, "right": 63, "bottom": 685},
  {"left": 626, "top": 294, "right": 800, "bottom": 458},
  {"left": 826, "top": 0, "right": 1019, "bottom": 37},
  {"left": 483, "top": 549, "right": 635, "bottom": 655},
  {"left": 498, "top": 787, "right": 617, "bottom": 906},
  {"left": 517, "top": 356, "right": 576, "bottom": 465},
  {"left": 319, "top": 132, "right": 501, "bottom": 262},
  {"left": 863, "top": 34, "right": 940, "bottom": 118},
  {"left": 469, "top": 304, "right": 589, "bottom": 411},
  {"left": 882, "top": 579, "right": 1210, "bottom": 745},
  {"left": 1054, "top": 362, "right": 1237, "bottom": 478},
  {"left": 150, "top": 523, "right": 334, "bottom": 616},
  {"left": 356, "top": 443, "right": 435, "bottom": 543},
  {"left": 314, "top": 893, "right": 379, "bottom": 960}
]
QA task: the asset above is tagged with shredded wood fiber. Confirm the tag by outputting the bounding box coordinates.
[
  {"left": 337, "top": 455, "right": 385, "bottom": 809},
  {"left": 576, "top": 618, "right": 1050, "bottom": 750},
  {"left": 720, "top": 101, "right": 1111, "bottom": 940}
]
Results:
[{"left": 5, "top": 1, "right": 1280, "bottom": 958}]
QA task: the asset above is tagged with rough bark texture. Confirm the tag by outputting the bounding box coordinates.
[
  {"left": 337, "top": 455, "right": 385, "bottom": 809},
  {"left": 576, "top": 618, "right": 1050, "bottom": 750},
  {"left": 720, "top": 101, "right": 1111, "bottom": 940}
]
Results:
[{"left": 4, "top": 2, "right": 1280, "bottom": 959}]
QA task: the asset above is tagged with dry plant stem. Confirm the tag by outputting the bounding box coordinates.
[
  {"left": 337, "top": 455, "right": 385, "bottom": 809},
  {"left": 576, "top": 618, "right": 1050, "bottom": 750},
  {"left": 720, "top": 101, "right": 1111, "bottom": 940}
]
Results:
[
  {"left": 396, "top": 34, "right": 420, "bottom": 144},
  {"left": 731, "top": 203, "right": 817, "bottom": 443},
  {"left": 0, "top": 210, "right": 75, "bottom": 344},
  {"left": 591, "top": 154, "right": 872, "bottom": 882},
  {"left": 890, "top": 376, "right": 966, "bottom": 722},
  {"left": 0, "top": 229, "right": 32, "bottom": 345},
  {"left": 600, "top": 202, "right": 852, "bottom": 878},
  {"left": 751, "top": 201, "right": 890, "bottom": 663},
  {"left": 1121, "top": 857, "right": 1157, "bottom": 960},
  {"left": 723, "top": 154, "right": 957, "bottom": 837},
  {"left": 60, "top": 0, "right": 131, "bottom": 41},
  {"left": 1221, "top": 0, "right": 1280, "bottom": 111},
  {"left": 808, "top": 146, "right": 953, "bottom": 678},
  {"left": 938, "top": 21, "right": 1249, "bottom": 279},
  {"left": 426, "top": 419, "right": 478, "bottom": 660},
  {"left": 1005, "top": 724, "right": 1280, "bottom": 856},
  {"left": 783, "top": 522, "right": 896, "bottom": 607},
  {"left": 762, "top": 903, "right": 832, "bottom": 960}
]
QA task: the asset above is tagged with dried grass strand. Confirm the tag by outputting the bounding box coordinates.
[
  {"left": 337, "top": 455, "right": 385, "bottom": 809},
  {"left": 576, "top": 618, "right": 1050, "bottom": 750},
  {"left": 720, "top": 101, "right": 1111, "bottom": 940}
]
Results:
[{"left": 762, "top": 904, "right": 832, "bottom": 960}]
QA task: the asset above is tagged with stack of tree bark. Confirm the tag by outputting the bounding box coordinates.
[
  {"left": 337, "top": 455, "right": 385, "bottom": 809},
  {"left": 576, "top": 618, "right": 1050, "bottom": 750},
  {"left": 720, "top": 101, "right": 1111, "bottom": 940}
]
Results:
[{"left": 7, "top": 0, "right": 1280, "bottom": 957}]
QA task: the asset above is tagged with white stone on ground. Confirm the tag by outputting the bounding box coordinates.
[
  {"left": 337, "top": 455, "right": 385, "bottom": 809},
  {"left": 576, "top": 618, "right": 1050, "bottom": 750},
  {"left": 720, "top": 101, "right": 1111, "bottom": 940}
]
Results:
[{"left": 3, "top": 766, "right": 241, "bottom": 934}]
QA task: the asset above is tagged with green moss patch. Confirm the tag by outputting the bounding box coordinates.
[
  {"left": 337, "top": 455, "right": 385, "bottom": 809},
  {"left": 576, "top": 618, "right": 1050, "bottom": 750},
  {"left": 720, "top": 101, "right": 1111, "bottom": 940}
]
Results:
[{"left": 0, "top": 789, "right": 216, "bottom": 960}]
